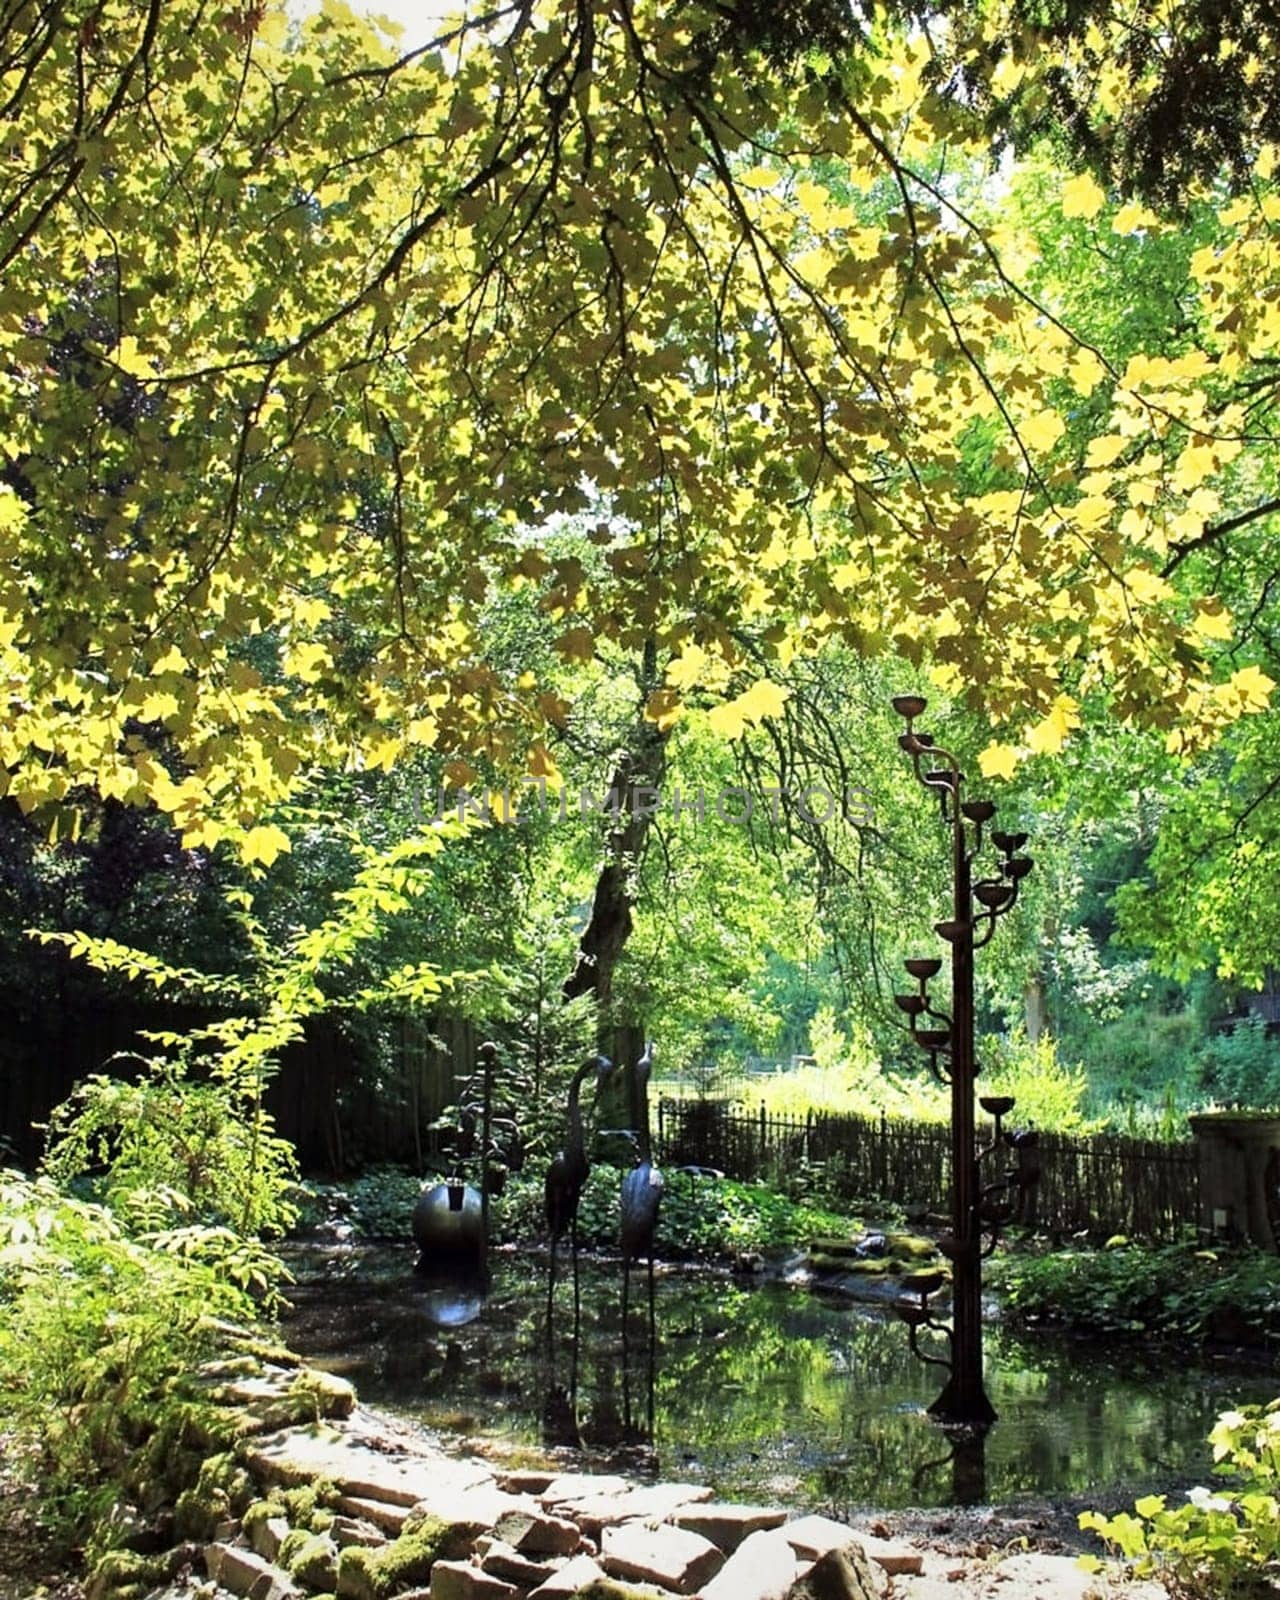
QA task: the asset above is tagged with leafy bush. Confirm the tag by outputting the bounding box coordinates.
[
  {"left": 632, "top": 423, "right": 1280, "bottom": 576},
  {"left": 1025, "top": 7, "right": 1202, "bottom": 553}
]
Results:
[
  {"left": 1196, "top": 1017, "right": 1280, "bottom": 1112},
  {"left": 490, "top": 1166, "right": 853, "bottom": 1259},
  {"left": 43, "top": 1053, "right": 298, "bottom": 1239},
  {"left": 981, "top": 1031, "right": 1101, "bottom": 1135},
  {"left": 306, "top": 1162, "right": 856, "bottom": 1260},
  {"left": 0, "top": 1171, "right": 260, "bottom": 1550},
  {"left": 1079, "top": 1400, "right": 1280, "bottom": 1596},
  {"left": 301, "top": 1164, "right": 425, "bottom": 1239},
  {"left": 992, "top": 1240, "right": 1280, "bottom": 1345}
]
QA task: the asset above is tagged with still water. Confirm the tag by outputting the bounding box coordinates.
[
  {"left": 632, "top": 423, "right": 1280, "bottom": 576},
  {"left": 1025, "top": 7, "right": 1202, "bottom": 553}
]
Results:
[{"left": 282, "top": 1245, "right": 1276, "bottom": 1513}]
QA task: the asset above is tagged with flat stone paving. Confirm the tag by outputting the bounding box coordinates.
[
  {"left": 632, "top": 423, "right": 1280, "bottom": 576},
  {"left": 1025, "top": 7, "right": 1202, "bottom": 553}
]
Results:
[{"left": 191, "top": 1373, "right": 1170, "bottom": 1600}]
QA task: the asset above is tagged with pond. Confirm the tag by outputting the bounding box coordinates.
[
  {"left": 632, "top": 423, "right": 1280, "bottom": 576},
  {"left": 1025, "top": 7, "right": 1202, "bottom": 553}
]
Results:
[{"left": 281, "top": 1244, "right": 1276, "bottom": 1515}]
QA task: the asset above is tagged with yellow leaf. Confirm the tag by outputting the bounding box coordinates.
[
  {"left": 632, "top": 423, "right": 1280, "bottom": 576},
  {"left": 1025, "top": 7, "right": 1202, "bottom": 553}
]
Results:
[
  {"left": 735, "top": 678, "right": 790, "bottom": 723},
  {"left": 284, "top": 640, "right": 328, "bottom": 682},
  {"left": 1112, "top": 201, "right": 1158, "bottom": 233},
  {"left": 152, "top": 645, "right": 186, "bottom": 674},
  {"left": 706, "top": 679, "right": 789, "bottom": 739},
  {"left": 1062, "top": 173, "right": 1106, "bottom": 220},
  {"left": 666, "top": 645, "right": 710, "bottom": 692},
  {"left": 1192, "top": 607, "right": 1233, "bottom": 642},
  {"left": 1173, "top": 442, "right": 1217, "bottom": 494},
  {"left": 1025, "top": 695, "right": 1081, "bottom": 756},
  {"left": 1022, "top": 409, "right": 1065, "bottom": 453},
  {"left": 1126, "top": 567, "right": 1171, "bottom": 605},
  {"left": 114, "top": 336, "right": 154, "bottom": 378},
  {"left": 1069, "top": 348, "right": 1106, "bottom": 393},
  {"left": 1085, "top": 434, "right": 1126, "bottom": 469},
  {"left": 977, "top": 743, "right": 1020, "bottom": 780},
  {"left": 706, "top": 699, "right": 748, "bottom": 740},
  {"left": 1231, "top": 665, "right": 1275, "bottom": 712},
  {"left": 240, "top": 824, "right": 292, "bottom": 867},
  {"left": 645, "top": 688, "right": 684, "bottom": 731}
]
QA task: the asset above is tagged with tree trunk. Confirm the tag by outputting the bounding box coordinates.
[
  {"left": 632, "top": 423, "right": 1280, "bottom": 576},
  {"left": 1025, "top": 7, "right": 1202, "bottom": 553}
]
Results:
[{"left": 562, "top": 719, "right": 669, "bottom": 1013}]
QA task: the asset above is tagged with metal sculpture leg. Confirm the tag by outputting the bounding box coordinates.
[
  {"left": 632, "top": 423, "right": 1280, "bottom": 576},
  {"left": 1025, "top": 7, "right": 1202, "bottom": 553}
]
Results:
[
  {"left": 571, "top": 1214, "right": 581, "bottom": 1338},
  {"left": 646, "top": 1250, "right": 656, "bottom": 1431}
]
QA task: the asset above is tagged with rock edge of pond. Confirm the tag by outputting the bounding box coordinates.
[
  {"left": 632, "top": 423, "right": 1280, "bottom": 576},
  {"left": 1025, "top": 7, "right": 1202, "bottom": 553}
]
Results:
[{"left": 106, "top": 1333, "right": 1169, "bottom": 1600}]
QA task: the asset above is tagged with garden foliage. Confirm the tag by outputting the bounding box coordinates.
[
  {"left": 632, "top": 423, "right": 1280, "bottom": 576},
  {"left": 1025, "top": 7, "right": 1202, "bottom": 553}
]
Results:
[{"left": 1080, "top": 1401, "right": 1280, "bottom": 1597}]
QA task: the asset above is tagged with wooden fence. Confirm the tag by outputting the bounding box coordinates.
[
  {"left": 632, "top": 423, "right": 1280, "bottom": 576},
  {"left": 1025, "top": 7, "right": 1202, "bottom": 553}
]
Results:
[{"left": 656, "top": 1098, "right": 1200, "bottom": 1242}]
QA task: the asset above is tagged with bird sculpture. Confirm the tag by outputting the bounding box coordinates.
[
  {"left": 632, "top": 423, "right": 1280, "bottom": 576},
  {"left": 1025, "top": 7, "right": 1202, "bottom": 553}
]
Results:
[
  {"left": 620, "top": 1040, "right": 664, "bottom": 1345},
  {"left": 545, "top": 1052, "right": 613, "bottom": 1335}
]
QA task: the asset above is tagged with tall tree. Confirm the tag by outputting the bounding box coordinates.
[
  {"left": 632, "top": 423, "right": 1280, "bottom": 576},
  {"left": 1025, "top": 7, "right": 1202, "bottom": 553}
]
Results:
[{"left": 1, "top": 0, "right": 1276, "bottom": 861}]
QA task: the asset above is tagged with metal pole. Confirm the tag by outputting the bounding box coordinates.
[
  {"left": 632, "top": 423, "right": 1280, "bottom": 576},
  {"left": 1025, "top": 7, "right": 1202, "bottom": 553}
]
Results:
[
  {"left": 889, "top": 693, "right": 1034, "bottom": 1432},
  {"left": 929, "top": 817, "right": 994, "bottom": 1425}
]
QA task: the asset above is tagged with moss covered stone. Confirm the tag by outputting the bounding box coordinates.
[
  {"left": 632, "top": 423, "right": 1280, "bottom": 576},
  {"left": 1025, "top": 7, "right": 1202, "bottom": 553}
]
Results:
[
  {"left": 885, "top": 1232, "right": 937, "bottom": 1261},
  {"left": 172, "top": 1451, "right": 252, "bottom": 1540},
  {"left": 87, "top": 1549, "right": 168, "bottom": 1600},
  {"left": 808, "top": 1252, "right": 894, "bottom": 1275},
  {"left": 335, "top": 1518, "right": 451, "bottom": 1600},
  {"left": 572, "top": 1581, "right": 678, "bottom": 1599},
  {"left": 282, "top": 1531, "right": 340, "bottom": 1591}
]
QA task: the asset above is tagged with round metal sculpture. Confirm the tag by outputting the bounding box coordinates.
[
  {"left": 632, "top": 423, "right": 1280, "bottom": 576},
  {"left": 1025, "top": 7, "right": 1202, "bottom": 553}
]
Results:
[{"left": 412, "top": 1178, "right": 486, "bottom": 1271}]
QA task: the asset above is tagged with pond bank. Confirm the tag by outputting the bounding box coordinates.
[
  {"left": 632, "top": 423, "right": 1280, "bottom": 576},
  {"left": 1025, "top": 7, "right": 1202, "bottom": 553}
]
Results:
[{"left": 121, "top": 1347, "right": 1169, "bottom": 1600}]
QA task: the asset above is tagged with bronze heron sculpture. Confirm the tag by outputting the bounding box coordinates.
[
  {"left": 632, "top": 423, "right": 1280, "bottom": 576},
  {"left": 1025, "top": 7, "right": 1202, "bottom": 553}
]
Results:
[
  {"left": 545, "top": 1051, "right": 613, "bottom": 1335},
  {"left": 620, "top": 1040, "right": 663, "bottom": 1349}
]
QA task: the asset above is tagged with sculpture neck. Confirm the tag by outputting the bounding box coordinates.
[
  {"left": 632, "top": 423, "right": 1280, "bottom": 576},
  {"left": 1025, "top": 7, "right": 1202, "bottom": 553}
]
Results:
[
  {"left": 566, "top": 1061, "right": 594, "bottom": 1150},
  {"left": 634, "top": 1070, "right": 651, "bottom": 1162}
]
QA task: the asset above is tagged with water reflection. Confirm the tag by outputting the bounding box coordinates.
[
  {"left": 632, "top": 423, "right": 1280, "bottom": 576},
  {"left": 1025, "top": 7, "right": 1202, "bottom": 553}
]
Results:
[{"left": 282, "top": 1247, "right": 1275, "bottom": 1511}]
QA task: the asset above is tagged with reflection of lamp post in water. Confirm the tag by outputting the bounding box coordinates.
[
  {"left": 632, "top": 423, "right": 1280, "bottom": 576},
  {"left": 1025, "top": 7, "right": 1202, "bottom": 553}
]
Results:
[{"left": 890, "top": 694, "right": 1039, "bottom": 1429}]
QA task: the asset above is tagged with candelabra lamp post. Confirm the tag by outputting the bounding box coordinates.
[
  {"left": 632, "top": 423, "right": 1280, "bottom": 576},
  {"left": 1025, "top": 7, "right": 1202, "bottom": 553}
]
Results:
[{"left": 890, "top": 694, "right": 1038, "bottom": 1429}]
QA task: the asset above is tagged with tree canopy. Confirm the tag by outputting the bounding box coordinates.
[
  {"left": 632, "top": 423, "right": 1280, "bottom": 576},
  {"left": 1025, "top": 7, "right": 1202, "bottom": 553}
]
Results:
[{"left": 4, "top": 0, "right": 1279, "bottom": 860}]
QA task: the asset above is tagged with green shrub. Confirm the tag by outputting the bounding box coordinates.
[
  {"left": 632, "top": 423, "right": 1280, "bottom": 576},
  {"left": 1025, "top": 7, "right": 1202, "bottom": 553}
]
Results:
[
  {"left": 0, "top": 1171, "right": 259, "bottom": 1550},
  {"left": 309, "top": 1158, "right": 857, "bottom": 1259},
  {"left": 487, "top": 1166, "right": 854, "bottom": 1259},
  {"left": 42, "top": 1055, "right": 298, "bottom": 1239},
  {"left": 981, "top": 1031, "right": 1101, "bottom": 1135},
  {"left": 1196, "top": 1018, "right": 1280, "bottom": 1112},
  {"left": 1080, "top": 1400, "right": 1280, "bottom": 1596},
  {"left": 991, "top": 1240, "right": 1280, "bottom": 1345}
]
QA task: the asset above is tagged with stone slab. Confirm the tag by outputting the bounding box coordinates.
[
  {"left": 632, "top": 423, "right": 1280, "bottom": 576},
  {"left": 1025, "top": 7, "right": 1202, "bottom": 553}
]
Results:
[
  {"left": 781, "top": 1516, "right": 864, "bottom": 1562},
  {"left": 476, "top": 1536, "right": 559, "bottom": 1587},
  {"left": 491, "top": 1506, "right": 582, "bottom": 1556},
  {"left": 205, "top": 1543, "right": 300, "bottom": 1600},
  {"left": 334, "top": 1495, "right": 411, "bottom": 1534},
  {"left": 602, "top": 1520, "right": 724, "bottom": 1595},
  {"left": 249, "top": 1515, "right": 291, "bottom": 1563},
  {"left": 786, "top": 1541, "right": 884, "bottom": 1600},
  {"left": 525, "top": 1553, "right": 608, "bottom": 1598},
  {"left": 330, "top": 1513, "right": 388, "bottom": 1549},
  {"left": 540, "top": 1472, "right": 631, "bottom": 1506},
  {"left": 561, "top": 1481, "right": 714, "bottom": 1537},
  {"left": 672, "top": 1501, "right": 789, "bottom": 1554},
  {"left": 496, "top": 1468, "right": 558, "bottom": 1495},
  {"left": 428, "top": 1560, "right": 522, "bottom": 1599},
  {"left": 855, "top": 1532, "right": 924, "bottom": 1576},
  {"left": 248, "top": 1428, "right": 493, "bottom": 1507},
  {"left": 410, "top": 1484, "right": 533, "bottom": 1533},
  {"left": 700, "top": 1527, "right": 799, "bottom": 1600}
]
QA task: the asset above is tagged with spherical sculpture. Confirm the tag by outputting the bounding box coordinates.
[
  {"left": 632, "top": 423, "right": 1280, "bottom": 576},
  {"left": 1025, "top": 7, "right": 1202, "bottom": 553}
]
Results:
[{"left": 412, "top": 1179, "right": 485, "bottom": 1269}]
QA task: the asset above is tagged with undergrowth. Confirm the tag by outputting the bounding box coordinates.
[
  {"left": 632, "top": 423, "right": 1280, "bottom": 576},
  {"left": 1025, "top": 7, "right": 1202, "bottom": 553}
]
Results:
[
  {"left": 991, "top": 1239, "right": 1280, "bottom": 1346},
  {"left": 300, "top": 1162, "right": 857, "bottom": 1259}
]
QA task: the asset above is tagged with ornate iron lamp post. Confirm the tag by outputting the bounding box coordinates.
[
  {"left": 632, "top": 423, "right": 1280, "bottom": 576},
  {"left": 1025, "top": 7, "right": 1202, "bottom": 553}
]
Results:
[{"left": 890, "top": 694, "right": 1039, "bottom": 1428}]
